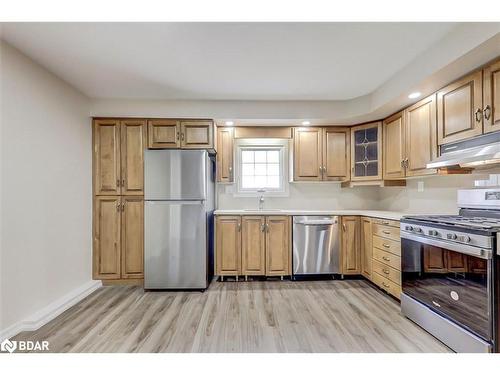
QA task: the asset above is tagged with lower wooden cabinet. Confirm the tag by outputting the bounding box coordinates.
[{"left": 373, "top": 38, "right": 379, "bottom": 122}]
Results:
[
  {"left": 360, "top": 217, "right": 372, "bottom": 279},
  {"left": 341, "top": 216, "right": 361, "bottom": 274},
  {"left": 93, "top": 196, "right": 144, "bottom": 280},
  {"left": 216, "top": 215, "right": 291, "bottom": 277}
]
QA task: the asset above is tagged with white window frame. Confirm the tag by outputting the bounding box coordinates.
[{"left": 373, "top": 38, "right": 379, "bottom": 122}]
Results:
[{"left": 234, "top": 138, "right": 289, "bottom": 197}]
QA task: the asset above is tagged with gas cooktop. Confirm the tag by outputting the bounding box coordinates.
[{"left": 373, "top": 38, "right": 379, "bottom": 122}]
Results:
[{"left": 402, "top": 215, "right": 500, "bottom": 230}]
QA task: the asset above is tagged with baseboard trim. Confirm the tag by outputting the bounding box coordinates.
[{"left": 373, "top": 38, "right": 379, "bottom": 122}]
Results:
[{"left": 0, "top": 279, "right": 102, "bottom": 342}]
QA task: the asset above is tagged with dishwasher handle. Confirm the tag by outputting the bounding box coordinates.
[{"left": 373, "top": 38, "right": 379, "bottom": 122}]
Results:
[{"left": 295, "top": 219, "right": 337, "bottom": 225}]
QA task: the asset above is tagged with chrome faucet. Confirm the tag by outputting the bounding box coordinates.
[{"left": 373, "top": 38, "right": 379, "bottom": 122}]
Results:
[{"left": 258, "top": 195, "right": 265, "bottom": 210}]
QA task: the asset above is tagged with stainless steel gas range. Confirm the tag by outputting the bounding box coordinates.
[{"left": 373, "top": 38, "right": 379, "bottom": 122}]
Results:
[{"left": 400, "top": 189, "right": 500, "bottom": 353}]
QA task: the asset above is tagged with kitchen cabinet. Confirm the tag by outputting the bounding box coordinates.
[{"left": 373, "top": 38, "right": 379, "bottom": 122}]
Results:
[
  {"left": 483, "top": 59, "right": 500, "bottom": 133},
  {"left": 215, "top": 215, "right": 291, "bottom": 278},
  {"left": 405, "top": 94, "right": 438, "bottom": 177},
  {"left": 216, "top": 127, "right": 234, "bottom": 183},
  {"left": 293, "top": 127, "right": 349, "bottom": 181},
  {"left": 216, "top": 216, "right": 242, "bottom": 276},
  {"left": 93, "top": 119, "right": 122, "bottom": 195},
  {"left": 93, "top": 196, "right": 144, "bottom": 280},
  {"left": 265, "top": 216, "right": 291, "bottom": 276},
  {"left": 350, "top": 122, "right": 382, "bottom": 181},
  {"left": 121, "top": 120, "right": 146, "bottom": 195},
  {"left": 383, "top": 111, "right": 405, "bottom": 180},
  {"left": 94, "top": 119, "right": 146, "bottom": 196},
  {"left": 437, "top": 70, "right": 483, "bottom": 145},
  {"left": 93, "top": 196, "right": 121, "bottom": 279},
  {"left": 241, "top": 216, "right": 266, "bottom": 276},
  {"left": 341, "top": 216, "right": 361, "bottom": 274},
  {"left": 180, "top": 120, "right": 214, "bottom": 149},
  {"left": 147, "top": 120, "right": 180, "bottom": 149},
  {"left": 361, "top": 217, "right": 372, "bottom": 279}
]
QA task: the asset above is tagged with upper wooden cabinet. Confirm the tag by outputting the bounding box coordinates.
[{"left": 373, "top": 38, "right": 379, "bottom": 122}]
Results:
[
  {"left": 94, "top": 119, "right": 145, "bottom": 196},
  {"left": 437, "top": 70, "right": 483, "bottom": 145},
  {"left": 148, "top": 120, "right": 180, "bottom": 149},
  {"left": 121, "top": 120, "right": 146, "bottom": 195},
  {"left": 483, "top": 59, "right": 500, "bottom": 133},
  {"left": 180, "top": 120, "right": 214, "bottom": 149},
  {"left": 216, "top": 127, "right": 234, "bottom": 183},
  {"left": 241, "top": 216, "right": 266, "bottom": 276},
  {"left": 341, "top": 216, "right": 361, "bottom": 275},
  {"left": 350, "top": 122, "right": 382, "bottom": 181},
  {"left": 215, "top": 216, "right": 241, "bottom": 276},
  {"left": 405, "top": 94, "right": 438, "bottom": 177},
  {"left": 383, "top": 111, "right": 405, "bottom": 180},
  {"left": 361, "top": 217, "right": 372, "bottom": 280},
  {"left": 265, "top": 216, "right": 291, "bottom": 276},
  {"left": 293, "top": 127, "right": 350, "bottom": 181}
]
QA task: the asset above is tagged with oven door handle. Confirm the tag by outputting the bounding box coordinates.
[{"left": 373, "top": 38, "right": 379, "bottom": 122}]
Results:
[{"left": 400, "top": 231, "right": 493, "bottom": 259}]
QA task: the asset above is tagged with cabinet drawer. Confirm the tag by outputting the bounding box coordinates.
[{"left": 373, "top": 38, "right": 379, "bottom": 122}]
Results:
[
  {"left": 373, "top": 247, "right": 401, "bottom": 270},
  {"left": 372, "top": 235, "right": 401, "bottom": 256},
  {"left": 372, "top": 272, "right": 401, "bottom": 299},
  {"left": 372, "top": 259, "right": 401, "bottom": 285},
  {"left": 372, "top": 223, "right": 400, "bottom": 241},
  {"left": 372, "top": 218, "right": 399, "bottom": 228}
]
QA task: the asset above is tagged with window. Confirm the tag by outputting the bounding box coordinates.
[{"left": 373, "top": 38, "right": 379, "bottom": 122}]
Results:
[{"left": 235, "top": 139, "right": 288, "bottom": 196}]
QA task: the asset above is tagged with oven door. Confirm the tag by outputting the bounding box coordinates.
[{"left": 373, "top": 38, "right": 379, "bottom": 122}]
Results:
[{"left": 401, "top": 234, "right": 493, "bottom": 342}]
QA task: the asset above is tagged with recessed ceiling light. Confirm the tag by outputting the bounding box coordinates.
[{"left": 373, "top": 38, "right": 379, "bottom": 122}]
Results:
[
  {"left": 225, "top": 121, "right": 234, "bottom": 126},
  {"left": 408, "top": 92, "right": 421, "bottom": 99},
  {"left": 301, "top": 121, "right": 311, "bottom": 126}
]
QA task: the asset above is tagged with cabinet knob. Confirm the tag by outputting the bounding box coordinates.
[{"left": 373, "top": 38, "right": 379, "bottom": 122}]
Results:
[
  {"left": 475, "top": 108, "right": 483, "bottom": 123},
  {"left": 483, "top": 105, "right": 491, "bottom": 121}
]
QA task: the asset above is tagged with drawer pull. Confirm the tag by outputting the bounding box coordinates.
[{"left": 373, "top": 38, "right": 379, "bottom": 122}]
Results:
[
  {"left": 382, "top": 221, "right": 390, "bottom": 225},
  {"left": 382, "top": 243, "right": 390, "bottom": 248},
  {"left": 382, "top": 256, "right": 390, "bottom": 261},
  {"left": 383, "top": 269, "right": 390, "bottom": 274},
  {"left": 382, "top": 282, "right": 390, "bottom": 288},
  {"left": 382, "top": 230, "right": 391, "bottom": 234}
]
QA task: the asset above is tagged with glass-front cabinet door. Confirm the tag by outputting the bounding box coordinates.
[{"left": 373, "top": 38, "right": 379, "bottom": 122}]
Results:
[{"left": 350, "top": 122, "right": 382, "bottom": 181}]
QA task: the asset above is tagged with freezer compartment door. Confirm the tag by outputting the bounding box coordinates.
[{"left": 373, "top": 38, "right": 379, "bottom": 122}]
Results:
[
  {"left": 145, "top": 200, "right": 207, "bottom": 289},
  {"left": 145, "top": 149, "right": 207, "bottom": 200}
]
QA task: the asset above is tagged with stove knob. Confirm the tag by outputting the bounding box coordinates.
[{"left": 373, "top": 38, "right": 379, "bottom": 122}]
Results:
[
  {"left": 463, "top": 235, "right": 471, "bottom": 243},
  {"left": 405, "top": 225, "right": 413, "bottom": 231},
  {"left": 428, "top": 230, "right": 438, "bottom": 236},
  {"left": 447, "top": 233, "right": 457, "bottom": 240},
  {"left": 414, "top": 227, "right": 422, "bottom": 233}
]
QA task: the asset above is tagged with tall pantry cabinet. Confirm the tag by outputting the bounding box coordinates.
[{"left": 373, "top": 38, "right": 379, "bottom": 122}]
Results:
[{"left": 93, "top": 119, "right": 145, "bottom": 281}]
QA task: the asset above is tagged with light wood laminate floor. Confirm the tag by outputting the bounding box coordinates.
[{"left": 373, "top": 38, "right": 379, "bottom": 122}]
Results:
[{"left": 14, "top": 279, "right": 451, "bottom": 352}]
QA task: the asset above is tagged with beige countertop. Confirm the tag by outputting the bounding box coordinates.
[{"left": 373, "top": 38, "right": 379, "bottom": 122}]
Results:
[{"left": 213, "top": 209, "right": 409, "bottom": 221}]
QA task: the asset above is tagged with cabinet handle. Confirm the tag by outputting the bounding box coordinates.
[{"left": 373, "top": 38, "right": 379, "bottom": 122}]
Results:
[
  {"left": 382, "top": 256, "right": 390, "bottom": 261},
  {"left": 383, "top": 269, "right": 390, "bottom": 275},
  {"left": 176, "top": 132, "right": 180, "bottom": 140},
  {"left": 382, "top": 230, "right": 391, "bottom": 234},
  {"left": 121, "top": 179, "right": 125, "bottom": 187},
  {"left": 382, "top": 221, "right": 390, "bottom": 225},
  {"left": 382, "top": 243, "right": 390, "bottom": 248},
  {"left": 116, "top": 202, "right": 120, "bottom": 212},
  {"left": 181, "top": 133, "right": 185, "bottom": 141},
  {"left": 483, "top": 105, "right": 491, "bottom": 121},
  {"left": 261, "top": 224, "right": 265, "bottom": 232},
  {"left": 342, "top": 223, "right": 346, "bottom": 232},
  {"left": 117, "top": 179, "right": 120, "bottom": 188},
  {"left": 382, "top": 282, "right": 390, "bottom": 288},
  {"left": 121, "top": 203, "right": 125, "bottom": 212},
  {"left": 400, "top": 159, "right": 405, "bottom": 168},
  {"left": 229, "top": 166, "right": 233, "bottom": 179},
  {"left": 475, "top": 108, "right": 483, "bottom": 123},
  {"left": 237, "top": 222, "right": 241, "bottom": 232}
]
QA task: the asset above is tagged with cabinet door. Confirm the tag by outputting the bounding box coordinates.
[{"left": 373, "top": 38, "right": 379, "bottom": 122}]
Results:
[
  {"left": 241, "top": 216, "right": 266, "bottom": 275},
  {"left": 180, "top": 120, "right": 214, "bottom": 149},
  {"left": 437, "top": 70, "right": 483, "bottom": 145},
  {"left": 216, "top": 127, "right": 234, "bottom": 182},
  {"left": 121, "top": 197, "right": 144, "bottom": 279},
  {"left": 323, "top": 128, "right": 350, "bottom": 181},
  {"left": 350, "top": 122, "right": 382, "bottom": 181},
  {"left": 147, "top": 120, "right": 180, "bottom": 149},
  {"left": 121, "top": 120, "right": 146, "bottom": 195},
  {"left": 341, "top": 216, "right": 361, "bottom": 274},
  {"left": 483, "top": 59, "right": 500, "bottom": 133},
  {"left": 215, "top": 216, "right": 241, "bottom": 275},
  {"left": 93, "top": 196, "right": 121, "bottom": 279},
  {"left": 293, "top": 127, "right": 322, "bottom": 181},
  {"left": 360, "top": 217, "right": 372, "bottom": 279},
  {"left": 383, "top": 111, "right": 405, "bottom": 179},
  {"left": 265, "top": 216, "right": 290, "bottom": 276},
  {"left": 405, "top": 94, "right": 438, "bottom": 177},
  {"left": 94, "top": 119, "right": 121, "bottom": 195}
]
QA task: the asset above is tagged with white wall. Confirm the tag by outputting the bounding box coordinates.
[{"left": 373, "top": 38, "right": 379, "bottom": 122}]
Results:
[{"left": 0, "top": 41, "right": 94, "bottom": 337}]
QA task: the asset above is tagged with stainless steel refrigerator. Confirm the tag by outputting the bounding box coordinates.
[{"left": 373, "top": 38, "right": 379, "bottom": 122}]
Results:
[{"left": 144, "top": 149, "right": 215, "bottom": 289}]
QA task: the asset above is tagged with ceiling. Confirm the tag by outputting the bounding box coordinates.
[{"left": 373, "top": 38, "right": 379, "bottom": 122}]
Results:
[{"left": 1, "top": 22, "right": 460, "bottom": 101}]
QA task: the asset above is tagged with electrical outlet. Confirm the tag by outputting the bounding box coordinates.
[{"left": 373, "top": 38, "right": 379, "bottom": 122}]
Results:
[{"left": 417, "top": 181, "right": 424, "bottom": 192}]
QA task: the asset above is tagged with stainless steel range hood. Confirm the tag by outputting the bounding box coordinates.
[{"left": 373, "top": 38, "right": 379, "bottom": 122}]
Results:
[{"left": 427, "top": 132, "right": 500, "bottom": 169}]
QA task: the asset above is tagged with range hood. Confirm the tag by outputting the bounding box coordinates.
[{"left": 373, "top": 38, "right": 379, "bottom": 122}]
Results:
[{"left": 427, "top": 132, "right": 500, "bottom": 169}]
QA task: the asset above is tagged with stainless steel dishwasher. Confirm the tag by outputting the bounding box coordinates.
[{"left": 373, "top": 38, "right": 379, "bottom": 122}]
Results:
[{"left": 292, "top": 216, "right": 340, "bottom": 276}]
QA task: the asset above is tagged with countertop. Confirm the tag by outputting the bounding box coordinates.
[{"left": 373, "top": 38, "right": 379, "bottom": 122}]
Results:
[{"left": 213, "top": 209, "right": 409, "bottom": 221}]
